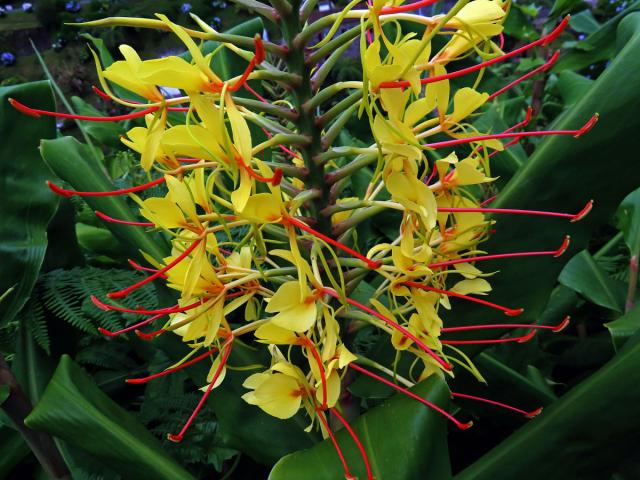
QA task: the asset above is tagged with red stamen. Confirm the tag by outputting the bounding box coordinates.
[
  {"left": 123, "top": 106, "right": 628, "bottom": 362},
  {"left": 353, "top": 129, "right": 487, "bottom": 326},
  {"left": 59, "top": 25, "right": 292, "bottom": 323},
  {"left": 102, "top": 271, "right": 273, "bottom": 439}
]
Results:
[
  {"left": 97, "top": 313, "right": 165, "bottom": 337},
  {"left": 480, "top": 195, "right": 497, "bottom": 206},
  {"left": 288, "top": 217, "right": 382, "bottom": 269},
  {"left": 436, "top": 200, "right": 592, "bottom": 222},
  {"left": 452, "top": 392, "right": 542, "bottom": 418},
  {"left": 91, "top": 295, "right": 207, "bottom": 316},
  {"left": 349, "top": 363, "right": 472, "bottom": 429},
  {"left": 128, "top": 259, "right": 167, "bottom": 278},
  {"left": 442, "top": 329, "right": 537, "bottom": 345},
  {"left": 91, "top": 85, "right": 188, "bottom": 111},
  {"left": 316, "top": 409, "right": 353, "bottom": 479},
  {"left": 424, "top": 115, "right": 598, "bottom": 149},
  {"left": 330, "top": 407, "right": 373, "bottom": 480},
  {"left": 323, "top": 288, "right": 452, "bottom": 370},
  {"left": 488, "top": 51, "right": 560, "bottom": 100},
  {"left": 126, "top": 347, "right": 218, "bottom": 384},
  {"left": 107, "top": 238, "right": 203, "bottom": 299},
  {"left": 167, "top": 339, "right": 233, "bottom": 442},
  {"left": 488, "top": 137, "right": 521, "bottom": 157},
  {"left": 135, "top": 328, "right": 166, "bottom": 341},
  {"left": 429, "top": 235, "right": 570, "bottom": 269},
  {"left": 236, "top": 155, "right": 283, "bottom": 186},
  {"left": 498, "top": 33, "right": 505, "bottom": 50},
  {"left": 95, "top": 210, "right": 155, "bottom": 227},
  {"left": 403, "top": 282, "right": 523, "bottom": 316},
  {"left": 378, "top": 17, "right": 569, "bottom": 89},
  {"left": 48, "top": 177, "right": 165, "bottom": 197},
  {"left": 227, "top": 36, "right": 264, "bottom": 92},
  {"left": 300, "top": 337, "right": 328, "bottom": 409},
  {"left": 379, "top": 0, "right": 441, "bottom": 14},
  {"left": 441, "top": 316, "right": 570, "bottom": 333},
  {"left": 9, "top": 97, "right": 159, "bottom": 121}
]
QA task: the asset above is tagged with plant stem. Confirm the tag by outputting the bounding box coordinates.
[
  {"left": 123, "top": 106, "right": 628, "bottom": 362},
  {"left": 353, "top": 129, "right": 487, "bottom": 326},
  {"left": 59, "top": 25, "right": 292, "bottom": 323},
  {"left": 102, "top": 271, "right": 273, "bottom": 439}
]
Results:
[
  {"left": 281, "top": 1, "right": 334, "bottom": 236},
  {"left": 0, "top": 356, "right": 71, "bottom": 479}
]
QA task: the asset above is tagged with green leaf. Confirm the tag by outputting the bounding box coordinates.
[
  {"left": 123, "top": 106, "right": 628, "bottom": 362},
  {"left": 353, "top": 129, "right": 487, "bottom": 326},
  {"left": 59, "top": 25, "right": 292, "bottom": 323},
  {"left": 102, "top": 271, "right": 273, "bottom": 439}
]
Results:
[
  {"left": 605, "top": 304, "right": 640, "bottom": 350},
  {"left": 25, "top": 355, "right": 195, "bottom": 480},
  {"left": 555, "top": 71, "right": 595, "bottom": 108},
  {"left": 269, "top": 376, "right": 452, "bottom": 480},
  {"left": 554, "top": 2, "right": 640, "bottom": 72},
  {"left": 40, "top": 137, "right": 168, "bottom": 261},
  {"left": 0, "top": 428, "right": 30, "bottom": 477},
  {"left": 558, "top": 250, "right": 626, "bottom": 312},
  {"left": 0, "top": 81, "right": 58, "bottom": 328},
  {"left": 0, "top": 385, "right": 8, "bottom": 405},
  {"left": 451, "top": 14, "right": 640, "bottom": 342},
  {"left": 616, "top": 186, "right": 640, "bottom": 256},
  {"left": 569, "top": 10, "right": 601, "bottom": 34},
  {"left": 455, "top": 331, "right": 640, "bottom": 479},
  {"left": 549, "top": 0, "right": 585, "bottom": 18},
  {"left": 70, "top": 96, "right": 124, "bottom": 146}
]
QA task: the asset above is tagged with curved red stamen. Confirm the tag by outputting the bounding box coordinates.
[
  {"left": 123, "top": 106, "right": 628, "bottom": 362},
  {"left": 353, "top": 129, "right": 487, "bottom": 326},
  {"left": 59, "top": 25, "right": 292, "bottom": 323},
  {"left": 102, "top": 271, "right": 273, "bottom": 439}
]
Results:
[
  {"left": 128, "top": 259, "right": 167, "bottom": 278},
  {"left": 452, "top": 392, "right": 542, "bottom": 418},
  {"left": 236, "top": 155, "right": 283, "bottom": 185},
  {"left": 441, "top": 316, "right": 570, "bottom": 333},
  {"left": 91, "top": 295, "right": 207, "bottom": 316},
  {"left": 442, "top": 329, "right": 537, "bottom": 345},
  {"left": 227, "top": 36, "right": 264, "bottom": 92},
  {"left": 323, "top": 288, "right": 452, "bottom": 370},
  {"left": 330, "top": 407, "right": 373, "bottom": 480},
  {"left": 436, "top": 200, "right": 592, "bottom": 222},
  {"left": 48, "top": 177, "right": 165, "bottom": 197},
  {"left": 135, "top": 328, "right": 166, "bottom": 341},
  {"left": 91, "top": 85, "right": 189, "bottom": 111},
  {"left": 480, "top": 195, "right": 497, "bottom": 206},
  {"left": 379, "top": 0, "right": 441, "bottom": 14},
  {"left": 107, "top": 238, "right": 203, "bottom": 299},
  {"left": 97, "top": 313, "right": 165, "bottom": 337},
  {"left": 300, "top": 337, "right": 328, "bottom": 409},
  {"left": 349, "top": 363, "right": 472, "bottom": 429},
  {"left": 95, "top": 210, "right": 155, "bottom": 227},
  {"left": 403, "top": 282, "right": 523, "bottom": 316},
  {"left": 9, "top": 97, "right": 159, "bottom": 121},
  {"left": 168, "top": 339, "right": 233, "bottom": 442},
  {"left": 425, "top": 115, "right": 598, "bottom": 149},
  {"left": 498, "top": 33, "right": 505, "bottom": 50},
  {"left": 316, "top": 409, "right": 353, "bottom": 479},
  {"left": 429, "top": 236, "right": 570, "bottom": 269},
  {"left": 288, "top": 218, "right": 381, "bottom": 269},
  {"left": 488, "top": 51, "right": 560, "bottom": 100},
  {"left": 378, "top": 17, "right": 569, "bottom": 89},
  {"left": 126, "top": 347, "right": 218, "bottom": 384}
]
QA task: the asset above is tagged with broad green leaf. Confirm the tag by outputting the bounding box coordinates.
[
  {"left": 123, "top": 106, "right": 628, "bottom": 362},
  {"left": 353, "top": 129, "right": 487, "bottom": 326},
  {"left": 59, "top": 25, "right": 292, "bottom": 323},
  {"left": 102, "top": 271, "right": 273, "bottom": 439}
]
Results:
[
  {"left": 549, "top": 0, "right": 585, "bottom": 18},
  {"left": 0, "top": 428, "right": 30, "bottom": 477},
  {"left": 70, "top": 96, "right": 124, "bottom": 146},
  {"left": 554, "top": 2, "right": 640, "bottom": 72},
  {"left": 0, "top": 81, "right": 58, "bottom": 328},
  {"left": 269, "top": 376, "right": 452, "bottom": 480},
  {"left": 558, "top": 250, "right": 626, "bottom": 312},
  {"left": 40, "top": 137, "right": 168, "bottom": 261},
  {"left": 615, "top": 186, "right": 640, "bottom": 256},
  {"left": 605, "top": 304, "right": 640, "bottom": 350},
  {"left": 25, "top": 355, "right": 195, "bottom": 480},
  {"left": 555, "top": 71, "right": 595, "bottom": 107},
  {"left": 450, "top": 14, "right": 640, "bottom": 344},
  {"left": 455, "top": 332, "right": 640, "bottom": 479},
  {"left": 0, "top": 385, "right": 8, "bottom": 405},
  {"left": 569, "top": 10, "right": 601, "bottom": 34}
]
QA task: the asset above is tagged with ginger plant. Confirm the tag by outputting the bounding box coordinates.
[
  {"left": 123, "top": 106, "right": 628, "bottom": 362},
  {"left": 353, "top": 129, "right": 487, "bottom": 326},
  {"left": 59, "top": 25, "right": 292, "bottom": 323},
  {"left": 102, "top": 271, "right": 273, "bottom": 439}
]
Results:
[{"left": 10, "top": 0, "right": 597, "bottom": 476}]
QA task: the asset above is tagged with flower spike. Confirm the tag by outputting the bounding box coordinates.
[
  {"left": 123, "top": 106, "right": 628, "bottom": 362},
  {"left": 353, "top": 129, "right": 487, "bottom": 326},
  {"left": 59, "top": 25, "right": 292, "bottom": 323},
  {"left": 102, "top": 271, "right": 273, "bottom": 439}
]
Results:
[
  {"left": 168, "top": 339, "right": 233, "bottom": 442},
  {"left": 9, "top": 97, "right": 159, "bottom": 121},
  {"left": 349, "top": 363, "right": 472, "bottom": 430},
  {"left": 126, "top": 347, "right": 218, "bottom": 384},
  {"left": 451, "top": 392, "right": 543, "bottom": 418},
  {"left": 403, "top": 282, "right": 524, "bottom": 316},
  {"left": 48, "top": 177, "right": 165, "bottom": 197}
]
